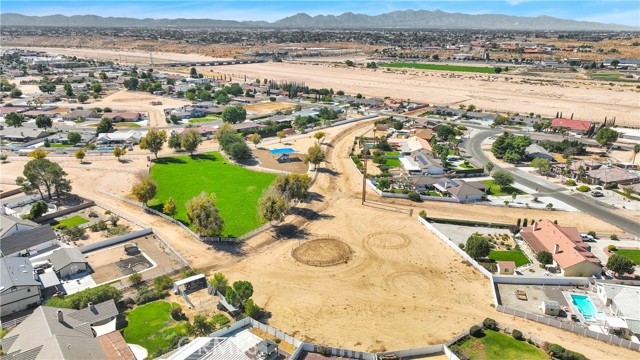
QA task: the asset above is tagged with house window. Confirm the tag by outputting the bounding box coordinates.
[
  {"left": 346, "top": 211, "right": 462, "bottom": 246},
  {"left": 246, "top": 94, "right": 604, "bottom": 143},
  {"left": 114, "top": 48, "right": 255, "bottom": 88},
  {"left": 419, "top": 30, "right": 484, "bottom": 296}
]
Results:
[{"left": 27, "top": 289, "right": 31, "bottom": 293}]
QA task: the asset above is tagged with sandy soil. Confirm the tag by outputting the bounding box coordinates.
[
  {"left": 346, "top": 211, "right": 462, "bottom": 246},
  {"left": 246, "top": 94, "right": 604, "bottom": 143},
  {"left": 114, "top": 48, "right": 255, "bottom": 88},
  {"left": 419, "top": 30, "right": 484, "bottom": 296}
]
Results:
[
  {"left": 243, "top": 101, "right": 296, "bottom": 115},
  {"left": 253, "top": 149, "right": 308, "bottom": 173},
  {"left": 211, "top": 62, "right": 640, "bottom": 127}
]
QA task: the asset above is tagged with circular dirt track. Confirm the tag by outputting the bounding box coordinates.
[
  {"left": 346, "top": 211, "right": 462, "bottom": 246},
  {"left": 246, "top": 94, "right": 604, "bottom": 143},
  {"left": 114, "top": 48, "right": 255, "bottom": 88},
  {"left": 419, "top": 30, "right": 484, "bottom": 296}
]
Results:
[
  {"left": 292, "top": 238, "right": 353, "bottom": 267},
  {"left": 365, "top": 232, "right": 412, "bottom": 249}
]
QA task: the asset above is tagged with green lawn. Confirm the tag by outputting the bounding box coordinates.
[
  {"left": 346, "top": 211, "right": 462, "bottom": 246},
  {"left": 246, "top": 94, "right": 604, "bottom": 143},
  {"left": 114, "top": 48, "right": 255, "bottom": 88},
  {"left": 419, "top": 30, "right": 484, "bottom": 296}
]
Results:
[
  {"left": 385, "top": 158, "right": 401, "bottom": 167},
  {"left": 115, "top": 122, "right": 141, "bottom": 128},
  {"left": 48, "top": 143, "right": 73, "bottom": 148},
  {"left": 52, "top": 215, "right": 88, "bottom": 228},
  {"left": 148, "top": 152, "right": 277, "bottom": 237},
  {"left": 122, "top": 301, "right": 188, "bottom": 356},
  {"left": 489, "top": 250, "right": 530, "bottom": 267},
  {"left": 459, "top": 163, "right": 475, "bottom": 169},
  {"left": 385, "top": 151, "right": 400, "bottom": 157},
  {"left": 482, "top": 180, "right": 526, "bottom": 196},
  {"left": 426, "top": 191, "right": 442, "bottom": 197},
  {"left": 615, "top": 249, "right": 640, "bottom": 265},
  {"left": 188, "top": 115, "right": 219, "bottom": 123},
  {"left": 384, "top": 63, "right": 506, "bottom": 74},
  {"left": 457, "top": 330, "right": 547, "bottom": 360}
]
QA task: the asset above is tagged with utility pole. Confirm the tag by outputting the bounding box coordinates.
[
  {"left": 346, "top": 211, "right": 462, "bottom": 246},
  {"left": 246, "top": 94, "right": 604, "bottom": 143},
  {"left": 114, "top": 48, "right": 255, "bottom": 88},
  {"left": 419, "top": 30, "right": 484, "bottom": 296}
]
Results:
[{"left": 361, "top": 155, "right": 368, "bottom": 205}]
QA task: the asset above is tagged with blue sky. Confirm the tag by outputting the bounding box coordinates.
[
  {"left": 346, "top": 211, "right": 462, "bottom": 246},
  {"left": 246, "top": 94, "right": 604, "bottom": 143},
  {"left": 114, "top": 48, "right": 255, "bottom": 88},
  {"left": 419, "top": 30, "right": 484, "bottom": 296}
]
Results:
[{"left": 3, "top": 1, "right": 639, "bottom": 26}]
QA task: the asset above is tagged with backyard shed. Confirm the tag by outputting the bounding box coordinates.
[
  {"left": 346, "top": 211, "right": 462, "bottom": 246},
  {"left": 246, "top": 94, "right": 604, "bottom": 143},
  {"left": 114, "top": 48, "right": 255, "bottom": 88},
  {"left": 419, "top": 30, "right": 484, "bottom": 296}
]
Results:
[
  {"left": 173, "top": 273, "right": 206, "bottom": 294},
  {"left": 541, "top": 300, "right": 560, "bottom": 316}
]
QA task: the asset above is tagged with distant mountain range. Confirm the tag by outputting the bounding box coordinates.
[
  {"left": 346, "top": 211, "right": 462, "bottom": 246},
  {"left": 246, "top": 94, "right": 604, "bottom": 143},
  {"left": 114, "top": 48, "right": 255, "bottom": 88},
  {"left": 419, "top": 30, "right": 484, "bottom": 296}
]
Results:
[{"left": 1, "top": 10, "right": 637, "bottom": 31}]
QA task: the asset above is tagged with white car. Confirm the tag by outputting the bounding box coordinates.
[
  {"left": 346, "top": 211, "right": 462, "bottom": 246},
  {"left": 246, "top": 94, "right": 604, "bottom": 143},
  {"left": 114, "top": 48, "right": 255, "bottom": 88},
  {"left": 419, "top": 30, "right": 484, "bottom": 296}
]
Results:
[{"left": 580, "top": 234, "right": 595, "bottom": 242}]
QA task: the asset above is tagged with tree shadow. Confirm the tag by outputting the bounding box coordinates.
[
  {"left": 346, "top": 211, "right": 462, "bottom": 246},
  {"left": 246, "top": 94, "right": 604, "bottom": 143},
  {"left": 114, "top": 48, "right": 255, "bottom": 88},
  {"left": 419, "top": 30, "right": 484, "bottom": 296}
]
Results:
[
  {"left": 207, "top": 241, "right": 246, "bottom": 256},
  {"left": 191, "top": 153, "right": 217, "bottom": 161},
  {"left": 272, "top": 224, "right": 309, "bottom": 240},
  {"left": 153, "top": 157, "right": 187, "bottom": 165},
  {"left": 306, "top": 191, "right": 324, "bottom": 202},
  {"left": 291, "top": 207, "right": 334, "bottom": 221},
  {"left": 317, "top": 167, "right": 339, "bottom": 177},
  {"left": 237, "top": 157, "right": 260, "bottom": 166},
  {"left": 118, "top": 159, "right": 133, "bottom": 164}
]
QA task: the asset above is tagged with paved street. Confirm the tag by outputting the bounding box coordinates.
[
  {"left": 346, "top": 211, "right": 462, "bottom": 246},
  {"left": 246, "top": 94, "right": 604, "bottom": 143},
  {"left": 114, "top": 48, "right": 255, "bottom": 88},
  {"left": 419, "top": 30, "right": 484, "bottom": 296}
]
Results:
[{"left": 462, "top": 130, "right": 640, "bottom": 236}]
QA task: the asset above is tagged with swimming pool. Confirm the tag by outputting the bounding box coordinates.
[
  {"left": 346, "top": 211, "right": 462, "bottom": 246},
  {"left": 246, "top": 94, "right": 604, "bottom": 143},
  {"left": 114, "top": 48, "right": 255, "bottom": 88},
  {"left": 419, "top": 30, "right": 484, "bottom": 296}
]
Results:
[
  {"left": 269, "top": 148, "right": 295, "bottom": 155},
  {"left": 571, "top": 294, "right": 598, "bottom": 320}
]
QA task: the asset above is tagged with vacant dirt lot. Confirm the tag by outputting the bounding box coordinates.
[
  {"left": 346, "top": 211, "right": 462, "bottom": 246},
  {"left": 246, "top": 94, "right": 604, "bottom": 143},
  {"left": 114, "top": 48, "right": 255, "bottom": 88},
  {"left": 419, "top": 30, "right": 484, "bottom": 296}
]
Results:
[
  {"left": 244, "top": 101, "right": 296, "bottom": 114},
  {"left": 213, "top": 62, "right": 640, "bottom": 127}
]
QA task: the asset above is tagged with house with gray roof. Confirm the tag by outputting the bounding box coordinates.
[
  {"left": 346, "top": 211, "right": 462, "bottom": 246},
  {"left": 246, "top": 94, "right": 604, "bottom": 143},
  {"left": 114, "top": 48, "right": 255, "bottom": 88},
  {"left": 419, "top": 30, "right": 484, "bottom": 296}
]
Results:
[
  {"left": 45, "top": 247, "right": 88, "bottom": 279},
  {"left": 526, "top": 144, "right": 554, "bottom": 161},
  {"left": 0, "top": 300, "right": 133, "bottom": 360},
  {"left": 0, "top": 223, "right": 57, "bottom": 257},
  {"left": 0, "top": 127, "right": 49, "bottom": 142},
  {"left": 0, "top": 257, "right": 41, "bottom": 317},
  {"left": 0, "top": 213, "right": 38, "bottom": 238},
  {"left": 434, "top": 178, "right": 487, "bottom": 202}
]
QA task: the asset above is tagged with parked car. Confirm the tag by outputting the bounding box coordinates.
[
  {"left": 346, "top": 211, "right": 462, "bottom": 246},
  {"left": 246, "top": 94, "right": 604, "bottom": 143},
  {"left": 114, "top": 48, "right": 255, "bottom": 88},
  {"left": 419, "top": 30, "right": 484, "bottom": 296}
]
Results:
[
  {"left": 591, "top": 191, "right": 604, "bottom": 197},
  {"left": 580, "top": 234, "right": 595, "bottom": 242}
]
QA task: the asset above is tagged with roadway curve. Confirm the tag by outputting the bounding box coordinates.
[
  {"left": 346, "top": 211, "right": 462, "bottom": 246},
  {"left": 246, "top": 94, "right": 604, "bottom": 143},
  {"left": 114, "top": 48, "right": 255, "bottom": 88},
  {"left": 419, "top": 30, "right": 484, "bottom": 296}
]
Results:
[{"left": 463, "top": 130, "right": 640, "bottom": 236}]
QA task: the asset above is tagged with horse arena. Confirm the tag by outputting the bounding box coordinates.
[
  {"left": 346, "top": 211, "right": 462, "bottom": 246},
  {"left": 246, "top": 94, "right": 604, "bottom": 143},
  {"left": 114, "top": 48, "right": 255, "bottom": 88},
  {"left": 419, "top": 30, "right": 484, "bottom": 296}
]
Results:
[{"left": 291, "top": 237, "right": 353, "bottom": 267}]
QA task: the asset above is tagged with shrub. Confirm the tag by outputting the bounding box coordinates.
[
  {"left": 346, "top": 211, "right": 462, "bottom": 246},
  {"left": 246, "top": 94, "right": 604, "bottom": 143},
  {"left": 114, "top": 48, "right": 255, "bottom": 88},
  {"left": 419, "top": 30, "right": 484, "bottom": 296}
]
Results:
[
  {"left": 610, "top": 234, "right": 619, "bottom": 240},
  {"left": 129, "top": 272, "right": 143, "bottom": 286},
  {"left": 408, "top": 192, "right": 421, "bottom": 202},
  {"left": 512, "top": 329, "right": 523, "bottom": 340},
  {"left": 62, "top": 226, "right": 85, "bottom": 240},
  {"left": 153, "top": 275, "right": 173, "bottom": 291},
  {"left": 546, "top": 343, "right": 566, "bottom": 357},
  {"left": 134, "top": 286, "right": 166, "bottom": 305},
  {"left": 181, "top": 267, "right": 197, "bottom": 278},
  {"left": 564, "top": 179, "right": 577, "bottom": 186},
  {"left": 587, "top": 230, "right": 597, "bottom": 238},
  {"left": 317, "top": 346, "right": 331, "bottom": 356},
  {"left": 482, "top": 318, "right": 498, "bottom": 331},
  {"left": 458, "top": 243, "right": 465, "bottom": 250},
  {"left": 419, "top": 210, "right": 427, "bottom": 219},
  {"left": 121, "top": 297, "right": 135, "bottom": 308},
  {"left": 604, "top": 182, "right": 618, "bottom": 190},
  {"left": 169, "top": 304, "right": 184, "bottom": 320},
  {"left": 469, "top": 325, "right": 484, "bottom": 337},
  {"left": 210, "top": 313, "right": 230, "bottom": 328},
  {"left": 89, "top": 220, "right": 108, "bottom": 232},
  {"left": 88, "top": 211, "right": 98, "bottom": 218},
  {"left": 576, "top": 185, "right": 590, "bottom": 192}
]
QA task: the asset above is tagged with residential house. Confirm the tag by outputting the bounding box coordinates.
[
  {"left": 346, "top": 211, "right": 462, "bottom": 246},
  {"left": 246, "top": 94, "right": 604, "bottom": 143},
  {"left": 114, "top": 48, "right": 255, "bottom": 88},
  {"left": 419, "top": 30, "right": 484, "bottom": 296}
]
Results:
[
  {"left": 1, "top": 215, "right": 57, "bottom": 257},
  {"left": 464, "top": 112, "right": 499, "bottom": 123},
  {"left": 96, "top": 130, "right": 145, "bottom": 146},
  {"left": 0, "top": 300, "right": 134, "bottom": 360},
  {"left": 526, "top": 144, "right": 554, "bottom": 161},
  {"left": 159, "top": 337, "right": 249, "bottom": 360},
  {"left": 62, "top": 109, "right": 99, "bottom": 121},
  {"left": 434, "top": 178, "right": 487, "bottom": 202},
  {"left": 0, "top": 127, "right": 49, "bottom": 142},
  {"left": 519, "top": 220, "right": 602, "bottom": 277},
  {"left": 101, "top": 112, "right": 143, "bottom": 123},
  {"left": 233, "top": 121, "right": 265, "bottom": 133},
  {"left": 1, "top": 213, "right": 39, "bottom": 238},
  {"left": 410, "top": 176, "right": 439, "bottom": 192},
  {"left": 400, "top": 150, "right": 444, "bottom": 175},
  {"left": 45, "top": 248, "right": 88, "bottom": 279},
  {"left": 596, "top": 283, "right": 640, "bottom": 337},
  {"left": 430, "top": 106, "right": 465, "bottom": 117},
  {"left": 586, "top": 166, "right": 640, "bottom": 186},
  {"left": 0, "top": 257, "right": 41, "bottom": 316},
  {"left": 176, "top": 126, "right": 216, "bottom": 138},
  {"left": 414, "top": 129, "right": 434, "bottom": 142},
  {"left": 550, "top": 118, "right": 593, "bottom": 135},
  {"left": 399, "top": 136, "right": 432, "bottom": 155}
]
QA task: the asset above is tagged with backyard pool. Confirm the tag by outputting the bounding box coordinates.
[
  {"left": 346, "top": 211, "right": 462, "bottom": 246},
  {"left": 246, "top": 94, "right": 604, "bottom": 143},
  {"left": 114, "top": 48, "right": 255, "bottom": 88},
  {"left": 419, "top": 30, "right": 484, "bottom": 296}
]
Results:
[
  {"left": 571, "top": 294, "right": 599, "bottom": 321},
  {"left": 269, "top": 148, "right": 295, "bottom": 155},
  {"left": 96, "top": 147, "right": 115, "bottom": 151}
]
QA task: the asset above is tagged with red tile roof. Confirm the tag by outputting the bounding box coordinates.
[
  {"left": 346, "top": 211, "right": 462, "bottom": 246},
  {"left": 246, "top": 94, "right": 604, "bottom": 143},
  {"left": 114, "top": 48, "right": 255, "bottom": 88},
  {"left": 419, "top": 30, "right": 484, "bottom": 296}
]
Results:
[
  {"left": 551, "top": 118, "right": 592, "bottom": 132},
  {"left": 520, "top": 220, "right": 601, "bottom": 270}
]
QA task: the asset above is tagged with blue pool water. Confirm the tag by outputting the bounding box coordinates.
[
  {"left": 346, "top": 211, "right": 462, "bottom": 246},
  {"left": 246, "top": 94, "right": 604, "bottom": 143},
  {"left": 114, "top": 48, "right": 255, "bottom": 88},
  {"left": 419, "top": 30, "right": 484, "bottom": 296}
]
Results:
[
  {"left": 571, "top": 294, "right": 598, "bottom": 320},
  {"left": 96, "top": 147, "right": 115, "bottom": 151},
  {"left": 269, "top": 148, "right": 295, "bottom": 155}
]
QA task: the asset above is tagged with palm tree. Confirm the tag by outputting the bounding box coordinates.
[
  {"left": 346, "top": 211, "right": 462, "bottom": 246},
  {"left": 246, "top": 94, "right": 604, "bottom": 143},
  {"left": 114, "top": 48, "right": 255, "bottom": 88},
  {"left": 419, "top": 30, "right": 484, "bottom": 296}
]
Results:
[{"left": 633, "top": 144, "right": 640, "bottom": 164}]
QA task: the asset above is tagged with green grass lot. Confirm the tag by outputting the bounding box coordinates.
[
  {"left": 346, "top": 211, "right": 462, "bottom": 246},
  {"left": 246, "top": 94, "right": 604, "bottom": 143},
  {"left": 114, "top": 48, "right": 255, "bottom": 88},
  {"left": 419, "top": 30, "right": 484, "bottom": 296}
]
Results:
[
  {"left": 48, "top": 143, "right": 73, "bottom": 148},
  {"left": 482, "top": 180, "right": 526, "bottom": 196},
  {"left": 458, "top": 330, "right": 547, "bottom": 360},
  {"left": 489, "top": 250, "right": 530, "bottom": 267},
  {"left": 385, "top": 151, "right": 400, "bottom": 157},
  {"left": 148, "top": 152, "right": 276, "bottom": 237},
  {"left": 459, "top": 163, "right": 475, "bottom": 169},
  {"left": 385, "top": 158, "right": 401, "bottom": 167},
  {"left": 589, "top": 73, "right": 638, "bottom": 82},
  {"left": 122, "top": 301, "right": 187, "bottom": 356},
  {"left": 188, "top": 115, "right": 219, "bottom": 124},
  {"left": 384, "top": 63, "right": 505, "bottom": 74},
  {"left": 426, "top": 191, "right": 442, "bottom": 197},
  {"left": 52, "top": 215, "right": 88, "bottom": 228},
  {"left": 615, "top": 249, "right": 640, "bottom": 265},
  {"left": 115, "top": 122, "right": 141, "bottom": 128}
]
